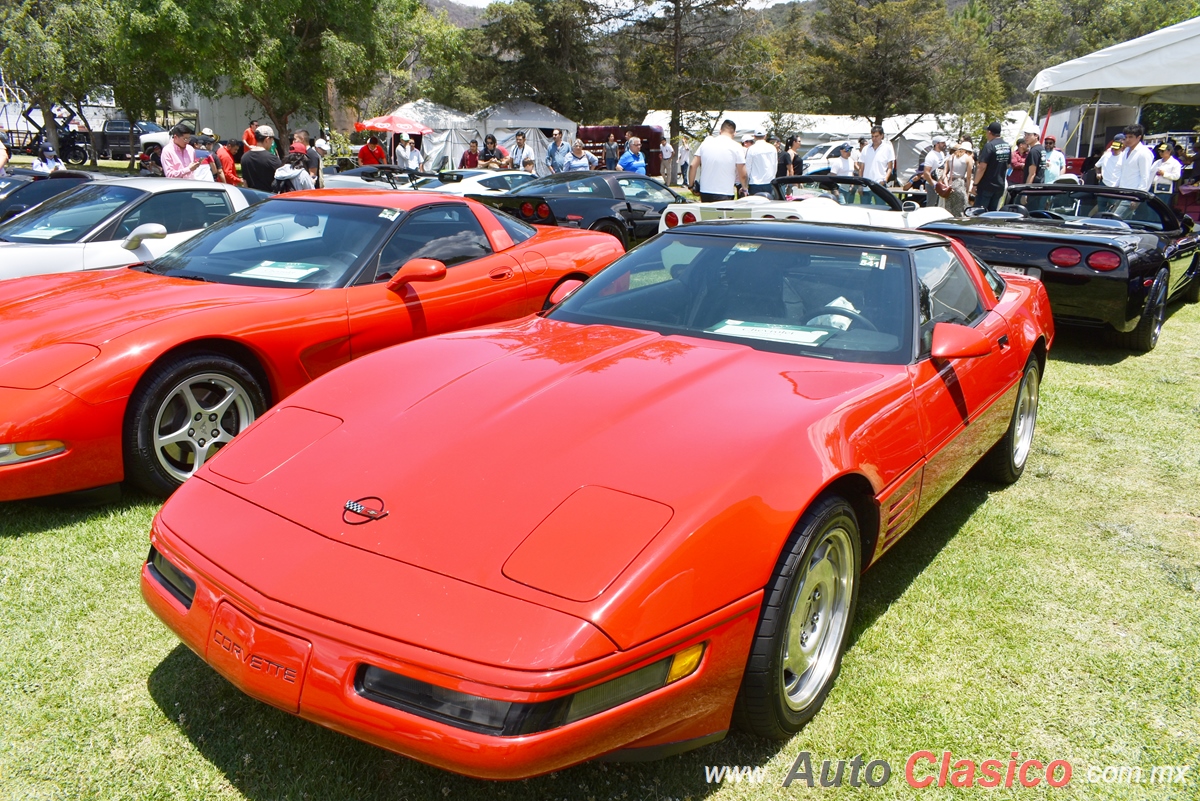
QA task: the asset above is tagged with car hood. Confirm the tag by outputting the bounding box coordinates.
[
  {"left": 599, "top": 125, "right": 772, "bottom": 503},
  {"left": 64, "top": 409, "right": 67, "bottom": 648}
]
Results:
[
  {"left": 0, "top": 268, "right": 310, "bottom": 367},
  {"left": 202, "top": 316, "right": 895, "bottom": 619}
]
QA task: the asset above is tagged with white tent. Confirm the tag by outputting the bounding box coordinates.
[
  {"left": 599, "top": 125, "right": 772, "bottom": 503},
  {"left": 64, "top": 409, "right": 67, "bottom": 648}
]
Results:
[
  {"left": 390, "top": 99, "right": 482, "bottom": 172},
  {"left": 1027, "top": 17, "right": 1200, "bottom": 105},
  {"left": 478, "top": 101, "right": 577, "bottom": 177}
]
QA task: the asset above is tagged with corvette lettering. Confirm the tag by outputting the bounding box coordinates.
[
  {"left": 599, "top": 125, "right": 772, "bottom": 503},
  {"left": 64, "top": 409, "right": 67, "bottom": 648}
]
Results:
[{"left": 212, "top": 629, "right": 297, "bottom": 683}]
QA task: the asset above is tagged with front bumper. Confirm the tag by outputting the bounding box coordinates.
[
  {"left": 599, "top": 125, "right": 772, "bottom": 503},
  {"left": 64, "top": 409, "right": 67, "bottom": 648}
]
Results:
[
  {"left": 0, "top": 386, "right": 125, "bottom": 501},
  {"left": 143, "top": 513, "right": 757, "bottom": 779}
]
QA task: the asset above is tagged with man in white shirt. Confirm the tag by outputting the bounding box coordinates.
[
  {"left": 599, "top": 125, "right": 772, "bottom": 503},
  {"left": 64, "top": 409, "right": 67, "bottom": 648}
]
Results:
[
  {"left": 1115, "top": 124, "right": 1153, "bottom": 192},
  {"left": 691, "top": 119, "right": 747, "bottom": 202},
  {"left": 745, "top": 129, "right": 778, "bottom": 195},
  {"left": 1095, "top": 135, "right": 1124, "bottom": 187},
  {"left": 1149, "top": 142, "right": 1182, "bottom": 205},
  {"left": 855, "top": 125, "right": 895, "bottom": 184},
  {"left": 659, "top": 136, "right": 674, "bottom": 183},
  {"left": 922, "top": 135, "right": 949, "bottom": 207}
]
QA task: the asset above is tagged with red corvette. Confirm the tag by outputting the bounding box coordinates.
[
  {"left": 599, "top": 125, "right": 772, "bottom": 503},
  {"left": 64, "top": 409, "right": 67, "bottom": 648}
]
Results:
[
  {"left": 0, "top": 190, "right": 623, "bottom": 501},
  {"left": 144, "top": 221, "right": 1053, "bottom": 778}
]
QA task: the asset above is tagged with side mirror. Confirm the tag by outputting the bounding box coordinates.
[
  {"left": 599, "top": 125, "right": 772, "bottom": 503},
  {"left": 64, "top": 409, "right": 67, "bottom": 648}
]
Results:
[
  {"left": 901, "top": 200, "right": 920, "bottom": 213},
  {"left": 386, "top": 258, "right": 447, "bottom": 291},
  {"left": 121, "top": 223, "right": 168, "bottom": 251},
  {"left": 931, "top": 322, "right": 993, "bottom": 360},
  {"left": 1, "top": 204, "right": 29, "bottom": 221},
  {"left": 1182, "top": 214, "right": 1195, "bottom": 233},
  {"left": 547, "top": 278, "right": 585, "bottom": 307}
]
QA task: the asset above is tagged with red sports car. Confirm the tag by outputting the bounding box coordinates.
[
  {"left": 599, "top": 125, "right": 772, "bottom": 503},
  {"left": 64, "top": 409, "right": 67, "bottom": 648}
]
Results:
[
  {"left": 0, "top": 189, "right": 623, "bottom": 501},
  {"left": 143, "top": 221, "right": 1053, "bottom": 778}
]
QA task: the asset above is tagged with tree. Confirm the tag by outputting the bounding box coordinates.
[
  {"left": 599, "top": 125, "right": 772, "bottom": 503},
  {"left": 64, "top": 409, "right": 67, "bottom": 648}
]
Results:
[
  {"left": 0, "top": 1, "right": 68, "bottom": 151},
  {"left": 623, "top": 0, "right": 767, "bottom": 178},
  {"left": 931, "top": 0, "right": 1007, "bottom": 136},
  {"left": 797, "top": 0, "right": 950, "bottom": 125}
]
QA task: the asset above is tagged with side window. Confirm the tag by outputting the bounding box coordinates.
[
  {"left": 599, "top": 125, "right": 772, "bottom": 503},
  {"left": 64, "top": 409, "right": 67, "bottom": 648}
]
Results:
[
  {"left": 115, "top": 190, "right": 232, "bottom": 237},
  {"left": 373, "top": 205, "right": 492, "bottom": 281},
  {"left": 488, "top": 207, "right": 535, "bottom": 245},
  {"left": 971, "top": 252, "right": 1006, "bottom": 301},
  {"left": 913, "top": 246, "right": 984, "bottom": 354},
  {"left": 477, "top": 176, "right": 509, "bottom": 191}
]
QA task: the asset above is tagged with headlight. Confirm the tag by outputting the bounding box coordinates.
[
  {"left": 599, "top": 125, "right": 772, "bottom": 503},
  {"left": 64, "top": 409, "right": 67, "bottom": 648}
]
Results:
[
  {"left": 357, "top": 643, "right": 705, "bottom": 736},
  {"left": 0, "top": 441, "right": 66, "bottom": 466}
]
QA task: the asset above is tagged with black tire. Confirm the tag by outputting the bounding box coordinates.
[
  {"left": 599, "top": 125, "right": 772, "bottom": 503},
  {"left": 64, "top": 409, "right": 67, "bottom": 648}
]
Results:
[
  {"left": 733, "top": 496, "right": 861, "bottom": 739},
  {"left": 124, "top": 353, "right": 267, "bottom": 497},
  {"left": 63, "top": 145, "right": 88, "bottom": 167},
  {"left": 1110, "top": 268, "right": 1168, "bottom": 352},
  {"left": 590, "top": 220, "right": 627, "bottom": 250},
  {"left": 977, "top": 356, "right": 1041, "bottom": 484},
  {"left": 1185, "top": 259, "right": 1200, "bottom": 304}
]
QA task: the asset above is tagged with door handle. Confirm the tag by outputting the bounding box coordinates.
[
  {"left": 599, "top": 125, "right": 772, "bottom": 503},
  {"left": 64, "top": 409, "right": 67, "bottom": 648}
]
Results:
[
  {"left": 997, "top": 334, "right": 1010, "bottom": 349},
  {"left": 489, "top": 267, "right": 514, "bottom": 280}
]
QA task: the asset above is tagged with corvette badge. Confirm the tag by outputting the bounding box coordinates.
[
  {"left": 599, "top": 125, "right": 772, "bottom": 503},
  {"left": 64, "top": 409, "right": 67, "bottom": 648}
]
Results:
[{"left": 343, "top": 497, "right": 389, "bottom": 525}]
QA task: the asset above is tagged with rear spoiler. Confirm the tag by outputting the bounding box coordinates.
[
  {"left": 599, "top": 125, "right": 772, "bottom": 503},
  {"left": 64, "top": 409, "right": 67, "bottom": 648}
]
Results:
[{"left": 468, "top": 194, "right": 558, "bottom": 226}]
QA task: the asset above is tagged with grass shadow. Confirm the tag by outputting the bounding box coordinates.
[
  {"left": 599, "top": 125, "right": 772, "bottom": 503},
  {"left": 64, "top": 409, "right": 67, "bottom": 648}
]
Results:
[
  {"left": 851, "top": 478, "right": 996, "bottom": 643},
  {"left": 1049, "top": 298, "right": 1191, "bottom": 366},
  {"left": 0, "top": 487, "right": 159, "bottom": 538}
]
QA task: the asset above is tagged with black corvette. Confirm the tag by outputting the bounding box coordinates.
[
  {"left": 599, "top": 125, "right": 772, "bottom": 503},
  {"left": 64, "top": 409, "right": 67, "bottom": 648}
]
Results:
[
  {"left": 922, "top": 185, "right": 1199, "bottom": 351},
  {"left": 470, "top": 170, "right": 688, "bottom": 249}
]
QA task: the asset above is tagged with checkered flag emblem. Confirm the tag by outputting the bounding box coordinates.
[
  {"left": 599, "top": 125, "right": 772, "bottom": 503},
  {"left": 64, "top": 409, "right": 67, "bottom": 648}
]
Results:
[{"left": 343, "top": 497, "right": 389, "bottom": 524}]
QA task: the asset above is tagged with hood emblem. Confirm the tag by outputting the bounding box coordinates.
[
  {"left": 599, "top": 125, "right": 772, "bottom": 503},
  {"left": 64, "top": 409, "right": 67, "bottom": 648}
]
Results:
[{"left": 343, "top": 496, "right": 389, "bottom": 525}]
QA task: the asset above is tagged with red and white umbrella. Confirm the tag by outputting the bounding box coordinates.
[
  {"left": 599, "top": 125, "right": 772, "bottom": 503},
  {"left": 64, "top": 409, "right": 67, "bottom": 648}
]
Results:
[{"left": 358, "top": 115, "right": 433, "bottom": 135}]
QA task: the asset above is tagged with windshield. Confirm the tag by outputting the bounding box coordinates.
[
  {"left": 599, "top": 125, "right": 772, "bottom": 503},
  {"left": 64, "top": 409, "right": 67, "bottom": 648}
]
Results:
[
  {"left": 1008, "top": 188, "right": 1168, "bottom": 231},
  {"left": 776, "top": 179, "right": 897, "bottom": 208},
  {"left": 804, "top": 144, "right": 832, "bottom": 160},
  {"left": 550, "top": 232, "right": 914, "bottom": 364},
  {"left": 143, "top": 199, "right": 399, "bottom": 288},
  {"left": 0, "top": 183, "right": 142, "bottom": 244},
  {"left": 139, "top": 121, "right": 165, "bottom": 132}
]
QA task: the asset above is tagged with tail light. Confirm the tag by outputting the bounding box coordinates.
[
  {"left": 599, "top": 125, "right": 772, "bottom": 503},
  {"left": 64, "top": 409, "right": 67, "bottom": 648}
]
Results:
[
  {"left": 787, "top": 215, "right": 800, "bottom": 220},
  {"left": 536, "top": 203, "right": 551, "bottom": 219},
  {"left": 664, "top": 211, "right": 679, "bottom": 228},
  {"left": 519, "top": 202, "right": 535, "bottom": 218},
  {"left": 1086, "top": 251, "right": 1121, "bottom": 271},
  {"left": 1048, "top": 247, "right": 1082, "bottom": 267},
  {"left": 761, "top": 214, "right": 775, "bottom": 219},
  {"left": 682, "top": 211, "right": 697, "bottom": 224}
]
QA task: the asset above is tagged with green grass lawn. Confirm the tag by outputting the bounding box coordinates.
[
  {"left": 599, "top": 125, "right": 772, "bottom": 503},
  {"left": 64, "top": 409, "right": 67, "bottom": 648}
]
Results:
[{"left": 2, "top": 303, "right": 1198, "bottom": 800}]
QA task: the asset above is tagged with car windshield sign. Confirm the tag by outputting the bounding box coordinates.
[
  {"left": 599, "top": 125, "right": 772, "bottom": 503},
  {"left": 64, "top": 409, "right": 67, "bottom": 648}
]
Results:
[
  {"left": 0, "top": 184, "right": 143, "bottom": 244},
  {"left": 550, "top": 232, "right": 914, "bottom": 364},
  {"left": 144, "top": 199, "right": 399, "bottom": 288}
]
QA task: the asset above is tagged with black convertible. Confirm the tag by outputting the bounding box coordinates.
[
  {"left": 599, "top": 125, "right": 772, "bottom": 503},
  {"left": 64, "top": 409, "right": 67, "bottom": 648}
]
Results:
[
  {"left": 470, "top": 170, "right": 688, "bottom": 250},
  {"left": 922, "top": 185, "right": 1199, "bottom": 351}
]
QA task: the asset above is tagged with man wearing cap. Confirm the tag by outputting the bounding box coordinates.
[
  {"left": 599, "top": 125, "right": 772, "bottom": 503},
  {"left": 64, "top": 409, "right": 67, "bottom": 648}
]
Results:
[
  {"left": 745, "top": 129, "right": 777, "bottom": 195},
  {"left": 691, "top": 119, "right": 747, "bottom": 203},
  {"left": 922, "top": 136, "right": 949, "bottom": 207},
  {"left": 1042, "top": 136, "right": 1065, "bottom": 183},
  {"left": 240, "top": 124, "right": 283, "bottom": 192},
  {"left": 1023, "top": 132, "right": 1044, "bottom": 184},
  {"left": 973, "top": 121, "right": 1012, "bottom": 212},
  {"left": 1149, "top": 142, "right": 1182, "bottom": 205},
  {"left": 1096, "top": 134, "right": 1125, "bottom": 187},
  {"left": 397, "top": 133, "right": 421, "bottom": 172},
  {"left": 856, "top": 126, "right": 895, "bottom": 185},
  {"left": 310, "top": 139, "right": 330, "bottom": 187},
  {"left": 31, "top": 143, "right": 66, "bottom": 174}
]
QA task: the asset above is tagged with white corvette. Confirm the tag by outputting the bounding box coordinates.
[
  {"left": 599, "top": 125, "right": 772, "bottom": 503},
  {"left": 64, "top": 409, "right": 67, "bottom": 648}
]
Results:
[
  {"left": 660, "top": 175, "right": 952, "bottom": 234},
  {"left": 0, "top": 177, "right": 261, "bottom": 281}
]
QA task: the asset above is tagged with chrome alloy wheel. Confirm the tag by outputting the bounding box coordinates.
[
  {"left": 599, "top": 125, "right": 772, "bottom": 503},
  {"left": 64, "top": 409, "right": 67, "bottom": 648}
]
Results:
[
  {"left": 781, "top": 526, "right": 856, "bottom": 711},
  {"left": 1011, "top": 365, "right": 1040, "bottom": 470},
  {"left": 151, "top": 372, "right": 256, "bottom": 482}
]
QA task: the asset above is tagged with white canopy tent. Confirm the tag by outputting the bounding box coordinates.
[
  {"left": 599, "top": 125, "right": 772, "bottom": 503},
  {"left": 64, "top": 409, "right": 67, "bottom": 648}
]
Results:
[
  {"left": 1027, "top": 16, "right": 1200, "bottom": 106},
  {"left": 390, "top": 99, "right": 482, "bottom": 172}
]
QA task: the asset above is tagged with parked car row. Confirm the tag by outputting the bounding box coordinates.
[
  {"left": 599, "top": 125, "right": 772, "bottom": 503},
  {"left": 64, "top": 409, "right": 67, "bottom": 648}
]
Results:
[{"left": 0, "top": 168, "right": 1194, "bottom": 780}]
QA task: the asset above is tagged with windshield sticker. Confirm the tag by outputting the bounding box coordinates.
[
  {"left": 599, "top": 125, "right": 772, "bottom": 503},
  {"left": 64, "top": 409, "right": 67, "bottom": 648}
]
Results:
[
  {"left": 732, "top": 242, "right": 761, "bottom": 253},
  {"left": 231, "top": 261, "right": 321, "bottom": 282},
  {"left": 378, "top": 208, "right": 400, "bottom": 220},
  {"left": 860, "top": 252, "right": 886, "bottom": 269},
  {"left": 709, "top": 320, "right": 832, "bottom": 346},
  {"left": 18, "top": 227, "right": 74, "bottom": 239}
]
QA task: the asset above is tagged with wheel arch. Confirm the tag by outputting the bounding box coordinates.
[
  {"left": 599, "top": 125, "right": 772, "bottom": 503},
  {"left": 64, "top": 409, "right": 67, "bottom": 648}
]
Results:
[
  {"left": 804, "top": 472, "right": 880, "bottom": 573},
  {"left": 590, "top": 216, "right": 630, "bottom": 244},
  {"left": 124, "top": 338, "right": 276, "bottom": 421}
]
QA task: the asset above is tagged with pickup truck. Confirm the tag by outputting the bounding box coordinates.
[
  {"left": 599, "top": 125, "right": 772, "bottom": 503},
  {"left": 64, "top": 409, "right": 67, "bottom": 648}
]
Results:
[{"left": 100, "top": 119, "right": 166, "bottom": 159}]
